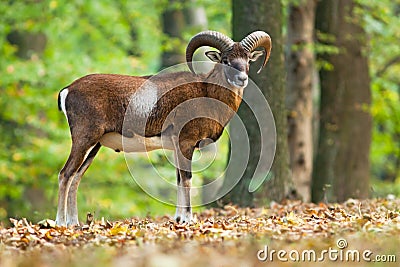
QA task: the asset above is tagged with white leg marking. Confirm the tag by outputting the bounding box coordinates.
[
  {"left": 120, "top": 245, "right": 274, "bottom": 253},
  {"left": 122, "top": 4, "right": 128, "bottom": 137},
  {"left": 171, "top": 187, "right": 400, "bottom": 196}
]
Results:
[
  {"left": 173, "top": 149, "right": 193, "bottom": 224},
  {"left": 56, "top": 171, "right": 69, "bottom": 226},
  {"left": 55, "top": 191, "right": 66, "bottom": 226},
  {"left": 174, "top": 151, "right": 182, "bottom": 221},
  {"left": 174, "top": 187, "right": 193, "bottom": 223},
  {"left": 174, "top": 183, "right": 185, "bottom": 221},
  {"left": 82, "top": 145, "right": 95, "bottom": 163},
  {"left": 65, "top": 145, "right": 94, "bottom": 226}
]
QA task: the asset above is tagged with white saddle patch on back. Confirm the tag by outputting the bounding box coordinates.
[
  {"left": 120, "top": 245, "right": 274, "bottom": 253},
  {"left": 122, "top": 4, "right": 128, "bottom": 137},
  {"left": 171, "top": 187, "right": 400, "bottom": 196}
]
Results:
[
  {"left": 129, "top": 81, "right": 158, "bottom": 117},
  {"left": 99, "top": 132, "right": 174, "bottom": 153}
]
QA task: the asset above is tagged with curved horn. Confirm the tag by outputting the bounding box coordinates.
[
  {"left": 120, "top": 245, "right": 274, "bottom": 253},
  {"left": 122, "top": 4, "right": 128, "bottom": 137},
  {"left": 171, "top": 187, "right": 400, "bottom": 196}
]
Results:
[
  {"left": 186, "top": 31, "right": 234, "bottom": 73},
  {"left": 240, "top": 31, "right": 272, "bottom": 74}
]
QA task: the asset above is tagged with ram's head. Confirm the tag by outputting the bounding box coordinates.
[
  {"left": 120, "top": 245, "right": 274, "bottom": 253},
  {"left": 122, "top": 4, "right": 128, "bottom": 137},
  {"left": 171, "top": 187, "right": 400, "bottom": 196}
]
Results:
[{"left": 186, "top": 30, "right": 272, "bottom": 88}]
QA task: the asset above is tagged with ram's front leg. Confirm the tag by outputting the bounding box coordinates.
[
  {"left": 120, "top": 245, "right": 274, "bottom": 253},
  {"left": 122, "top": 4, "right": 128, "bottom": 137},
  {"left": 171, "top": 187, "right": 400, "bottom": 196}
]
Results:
[
  {"left": 175, "top": 167, "right": 193, "bottom": 223},
  {"left": 173, "top": 138, "right": 195, "bottom": 223}
]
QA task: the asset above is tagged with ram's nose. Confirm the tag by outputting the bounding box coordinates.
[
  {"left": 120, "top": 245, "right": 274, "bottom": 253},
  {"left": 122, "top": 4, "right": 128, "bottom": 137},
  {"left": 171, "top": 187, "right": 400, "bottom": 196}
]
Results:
[{"left": 237, "top": 72, "right": 248, "bottom": 83}]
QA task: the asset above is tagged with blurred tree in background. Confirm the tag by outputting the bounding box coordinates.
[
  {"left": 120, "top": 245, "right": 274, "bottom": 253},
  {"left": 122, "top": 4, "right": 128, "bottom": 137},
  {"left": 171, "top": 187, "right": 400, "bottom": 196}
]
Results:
[
  {"left": 221, "top": 0, "right": 293, "bottom": 206},
  {"left": 286, "top": 0, "right": 316, "bottom": 202},
  {"left": 312, "top": 0, "right": 372, "bottom": 202},
  {"left": 160, "top": 0, "right": 208, "bottom": 68}
]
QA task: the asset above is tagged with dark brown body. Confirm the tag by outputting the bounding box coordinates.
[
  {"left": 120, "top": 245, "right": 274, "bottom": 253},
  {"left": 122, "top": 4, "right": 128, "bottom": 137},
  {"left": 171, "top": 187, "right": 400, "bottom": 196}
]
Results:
[
  {"left": 55, "top": 30, "right": 271, "bottom": 226},
  {"left": 63, "top": 70, "right": 241, "bottom": 143},
  {"left": 56, "top": 69, "right": 243, "bottom": 226}
]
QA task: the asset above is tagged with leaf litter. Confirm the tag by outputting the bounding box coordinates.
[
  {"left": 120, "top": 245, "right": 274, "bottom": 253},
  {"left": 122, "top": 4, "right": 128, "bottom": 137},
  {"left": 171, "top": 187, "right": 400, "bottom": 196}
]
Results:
[{"left": 0, "top": 198, "right": 399, "bottom": 266}]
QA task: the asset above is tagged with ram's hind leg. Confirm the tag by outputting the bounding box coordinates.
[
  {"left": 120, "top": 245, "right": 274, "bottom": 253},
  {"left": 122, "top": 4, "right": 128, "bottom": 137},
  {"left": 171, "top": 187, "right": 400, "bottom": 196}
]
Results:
[
  {"left": 56, "top": 140, "right": 99, "bottom": 226},
  {"left": 66, "top": 143, "right": 101, "bottom": 226}
]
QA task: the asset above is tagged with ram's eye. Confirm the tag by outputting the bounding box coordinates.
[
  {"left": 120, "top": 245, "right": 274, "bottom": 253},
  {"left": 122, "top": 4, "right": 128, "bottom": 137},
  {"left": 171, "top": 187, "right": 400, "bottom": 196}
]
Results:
[{"left": 222, "top": 58, "right": 229, "bottom": 65}]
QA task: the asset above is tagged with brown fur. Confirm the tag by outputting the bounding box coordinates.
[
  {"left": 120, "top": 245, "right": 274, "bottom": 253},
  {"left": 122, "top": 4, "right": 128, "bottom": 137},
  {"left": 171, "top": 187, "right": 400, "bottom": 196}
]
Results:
[
  {"left": 56, "top": 42, "right": 258, "bottom": 226},
  {"left": 63, "top": 69, "right": 241, "bottom": 146}
]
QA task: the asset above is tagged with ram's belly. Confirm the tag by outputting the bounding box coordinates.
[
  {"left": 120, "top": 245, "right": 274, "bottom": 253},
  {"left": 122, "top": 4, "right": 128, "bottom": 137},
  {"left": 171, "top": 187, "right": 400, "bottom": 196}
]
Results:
[{"left": 99, "top": 132, "right": 174, "bottom": 153}]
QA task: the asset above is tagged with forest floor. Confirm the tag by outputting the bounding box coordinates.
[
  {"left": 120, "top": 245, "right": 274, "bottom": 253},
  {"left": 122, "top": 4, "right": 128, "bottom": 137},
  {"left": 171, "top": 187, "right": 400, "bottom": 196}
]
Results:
[{"left": 0, "top": 199, "right": 399, "bottom": 267}]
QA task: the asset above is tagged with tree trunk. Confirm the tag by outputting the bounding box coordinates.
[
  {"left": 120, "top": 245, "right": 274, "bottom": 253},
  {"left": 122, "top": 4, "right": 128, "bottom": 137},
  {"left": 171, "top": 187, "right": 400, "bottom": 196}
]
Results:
[
  {"left": 183, "top": 1, "right": 209, "bottom": 64},
  {"left": 5, "top": 30, "right": 49, "bottom": 216},
  {"left": 183, "top": 0, "right": 207, "bottom": 32},
  {"left": 161, "top": 0, "right": 186, "bottom": 69},
  {"left": 312, "top": 0, "right": 372, "bottom": 202},
  {"left": 7, "top": 31, "right": 47, "bottom": 59},
  {"left": 286, "top": 0, "right": 316, "bottom": 202},
  {"left": 221, "top": 0, "right": 293, "bottom": 206},
  {"left": 115, "top": 2, "right": 141, "bottom": 57}
]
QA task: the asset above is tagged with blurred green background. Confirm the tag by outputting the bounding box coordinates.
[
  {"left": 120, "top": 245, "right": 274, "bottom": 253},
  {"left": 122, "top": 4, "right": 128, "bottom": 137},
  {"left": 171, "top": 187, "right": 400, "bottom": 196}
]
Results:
[{"left": 0, "top": 0, "right": 399, "bottom": 223}]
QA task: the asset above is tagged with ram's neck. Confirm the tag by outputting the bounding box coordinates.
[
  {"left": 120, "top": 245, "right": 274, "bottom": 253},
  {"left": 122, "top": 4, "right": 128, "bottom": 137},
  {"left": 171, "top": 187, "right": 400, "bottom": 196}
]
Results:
[{"left": 205, "top": 67, "right": 244, "bottom": 114}]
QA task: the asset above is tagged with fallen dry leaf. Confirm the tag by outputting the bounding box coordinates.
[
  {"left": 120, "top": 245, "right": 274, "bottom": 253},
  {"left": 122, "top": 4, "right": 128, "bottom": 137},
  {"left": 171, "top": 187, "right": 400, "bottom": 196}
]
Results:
[{"left": 0, "top": 199, "right": 399, "bottom": 267}]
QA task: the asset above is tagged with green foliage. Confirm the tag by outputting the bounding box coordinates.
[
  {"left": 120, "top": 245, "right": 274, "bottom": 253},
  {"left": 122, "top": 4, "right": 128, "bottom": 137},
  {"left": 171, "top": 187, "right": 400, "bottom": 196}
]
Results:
[
  {"left": 360, "top": 0, "right": 400, "bottom": 185},
  {"left": 314, "top": 31, "right": 340, "bottom": 71},
  {"left": 0, "top": 0, "right": 230, "bottom": 223}
]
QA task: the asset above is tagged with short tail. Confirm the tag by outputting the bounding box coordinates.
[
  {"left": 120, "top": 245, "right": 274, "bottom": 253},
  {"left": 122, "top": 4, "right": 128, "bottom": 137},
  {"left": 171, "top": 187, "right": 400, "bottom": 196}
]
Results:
[
  {"left": 58, "top": 87, "right": 68, "bottom": 111},
  {"left": 58, "top": 91, "right": 62, "bottom": 111}
]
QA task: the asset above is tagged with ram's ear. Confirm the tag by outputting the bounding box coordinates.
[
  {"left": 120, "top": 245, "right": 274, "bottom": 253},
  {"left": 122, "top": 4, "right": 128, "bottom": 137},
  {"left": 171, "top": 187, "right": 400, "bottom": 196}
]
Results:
[
  {"left": 205, "top": 51, "right": 222, "bottom": 62},
  {"left": 249, "top": 50, "right": 264, "bottom": 62}
]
